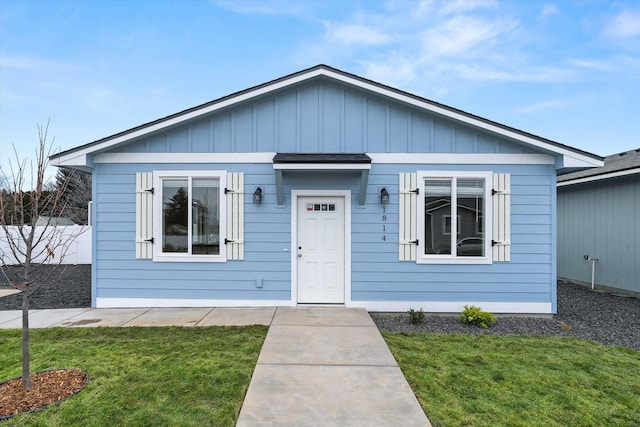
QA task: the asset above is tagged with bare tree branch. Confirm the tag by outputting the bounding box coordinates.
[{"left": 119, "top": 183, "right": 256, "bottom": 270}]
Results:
[{"left": 0, "top": 121, "right": 88, "bottom": 391}]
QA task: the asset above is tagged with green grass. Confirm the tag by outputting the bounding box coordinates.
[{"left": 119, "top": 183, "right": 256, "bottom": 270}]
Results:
[
  {"left": 383, "top": 333, "right": 640, "bottom": 427},
  {"left": 0, "top": 326, "right": 267, "bottom": 426}
]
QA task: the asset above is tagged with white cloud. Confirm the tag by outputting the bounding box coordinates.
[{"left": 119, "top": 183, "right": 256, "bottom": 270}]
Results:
[
  {"left": 363, "top": 57, "right": 417, "bottom": 87},
  {"left": 604, "top": 9, "right": 640, "bottom": 38},
  {"left": 437, "top": 0, "right": 498, "bottom": 18},
  {"left": 0, "top": 55, "right": 87, "bottom": 73},
  {"left": 420, "top": 16, "right": 517, "bottom": 59},
  {"left": 515, "top": 99, "right": 570, "bottom": 114},
  {"left": 455, "top": 62, "right": 577, "bottom": 83},
  {"left": 212, "top": 0, "right": 305, "bottom": 16},
  {"left": 539, "top": 4, "right": 558, "bottom": 20},
  {"left": 323, "top": 22, "right": 390, "bottom": 46}
]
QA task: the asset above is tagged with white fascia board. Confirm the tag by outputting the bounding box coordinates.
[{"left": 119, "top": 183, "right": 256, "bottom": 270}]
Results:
[
  {"left": 50, "top": 152, "right": 89, "bottom": 168},
  {"left": 367, "top": 153, "right": 555, "bottom": 164},
  {"left": 560, "top": 154, "right": 604, "bottom": 168},
  {"left": 94, "top": 152, "right": 276, "bottom": 164},
  {"left": 273, "top": 163, "right": 371, "bottom": 170},
  {"left": 557, "top": 167, "right": 640, "bottom": 187}
]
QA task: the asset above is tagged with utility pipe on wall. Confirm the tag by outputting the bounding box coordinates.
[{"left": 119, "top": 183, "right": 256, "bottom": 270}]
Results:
[
  {"left": 583, "top": 254, "right": 599, "bottom": 290},
  {"left": 589, "top": 257, "right": 599, "bottom": 289}
]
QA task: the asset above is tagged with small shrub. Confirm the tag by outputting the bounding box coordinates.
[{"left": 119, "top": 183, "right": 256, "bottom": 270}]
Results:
[
  {"left": 459, "top": 305, "right": 496, "bottom": 328},
  {"left": 408, "top": 308, "right": 426, "bottom": 325}
]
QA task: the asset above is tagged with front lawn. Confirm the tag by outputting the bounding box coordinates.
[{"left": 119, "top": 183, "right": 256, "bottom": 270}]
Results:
[
  {"left": 383, "top": 333, "right": 640, "bottom": 427},
  {"left": 0, "top": 326, "right": 267, "bottom": 426}
]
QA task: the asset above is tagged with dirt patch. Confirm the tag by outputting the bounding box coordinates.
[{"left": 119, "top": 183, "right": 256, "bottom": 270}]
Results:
[
  {"left": 61, "top": 319, "right": 101, "bottom": 326},
  {"left": 0, "top": 369, "right": 88, "bottom": 420}
]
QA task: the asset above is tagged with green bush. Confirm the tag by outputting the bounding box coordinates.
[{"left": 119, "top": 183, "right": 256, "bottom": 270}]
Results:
[
  {"left": 459, "top": 305, "right": 496, "bottom": 328},
  {"left": 408, "top": 308, "right": 426, "bottom": 325}
]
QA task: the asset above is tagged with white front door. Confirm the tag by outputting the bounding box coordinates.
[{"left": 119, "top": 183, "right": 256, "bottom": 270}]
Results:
[{"left": 296, "top": 196, "right": 345, "bottom": 304}]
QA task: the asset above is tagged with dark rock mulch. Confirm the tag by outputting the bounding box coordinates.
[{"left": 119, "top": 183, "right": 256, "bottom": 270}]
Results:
[
  {"left": 0, "top": 265, "right": 91, "bottom": 310},
  {"left": 373, "top": 280, "right": 640, "bottom": 351}
]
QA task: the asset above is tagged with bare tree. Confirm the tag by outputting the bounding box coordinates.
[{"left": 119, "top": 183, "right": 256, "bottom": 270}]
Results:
[
  {"left": 55, "top": 168, "right": 91, "bottom": 225},
  {"left": 0, "top": 122, "right": 84, "bottom": 391}
]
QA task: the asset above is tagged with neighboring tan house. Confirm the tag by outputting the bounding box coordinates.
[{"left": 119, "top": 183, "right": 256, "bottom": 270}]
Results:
[
  {"left": 50, "top": 65, "right": 603, "bottom": 313},
  {"left": 557, "top": 148, "right": 640, "bottom": 294}
]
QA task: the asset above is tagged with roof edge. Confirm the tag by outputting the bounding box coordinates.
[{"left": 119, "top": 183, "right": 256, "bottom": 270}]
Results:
[{"left": 50, "top": 64, "right": 603, "bottom": 167}]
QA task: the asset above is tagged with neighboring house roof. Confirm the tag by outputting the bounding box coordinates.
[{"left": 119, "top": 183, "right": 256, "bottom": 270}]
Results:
[
  {"left": 557, "top": 148, "right": 640, "bottom": 186},
  {"left": 35, "top": 216, "right": 77, "bottom": 226},
  {"left": 50, "top": 64, "right": 603, "bottom": 171}
]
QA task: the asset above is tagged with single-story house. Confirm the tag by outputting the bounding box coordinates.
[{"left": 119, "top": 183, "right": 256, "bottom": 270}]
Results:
[
  {"left": 51, "top": 65, "right": 603, "bottom": 313},
  {"left": 557, "top": 148, "right": 640, "bottom": 294}
]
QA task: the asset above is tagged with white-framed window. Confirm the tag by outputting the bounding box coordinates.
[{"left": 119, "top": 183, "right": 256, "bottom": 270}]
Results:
[
  {"left": 153, "top": 171, "right": 227, "bottom": 262},
  {"left": 417, "top": 171, "right": 493, "bottom": 264}
]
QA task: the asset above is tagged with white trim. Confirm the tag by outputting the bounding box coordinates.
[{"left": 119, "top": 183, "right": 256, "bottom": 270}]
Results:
[
  {"left": 368, "top": 153, "right": 555, "bottom": 165},
  {"left": 291, "top": 190, "right": 352, "bottom": 306},
  {"left": 93, "top": 152, "right": 556, "bottom": 166},
  {"left": 274, "top": 163, "right": 371, "bottom": 170},
  {"left": 95, "top": 297, "right": 552, "bottom": 314},
  {"left": 417, "top": 171, "right": 493, "bottom": 265},
  {"left": 557, "top": 167, "right": 640, "bottom": 187},
  {"left": 96, "top": 298, "right": 293, "bottom": 308},
  {"left": 51, "top": 67, "right": 601, "bottom": 169},
  {"left": 95, "top": 152, "right": 276, "bottom": 164},
  {"left": 350, "top": 300, "right": 553, "bottom": 314},
  {"left": 152, "top": 170, "right": 227, "bottom": 262}
]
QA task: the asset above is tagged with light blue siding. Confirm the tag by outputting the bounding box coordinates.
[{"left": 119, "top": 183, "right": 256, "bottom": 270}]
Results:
[
  {"left": 558, "top": 175, "right": 639, "bottom": 293},
  {"left": 117, "top": 80, "right": 536, "bottom": 155},
  {"left": 92, "top": 160, "right": 556, "bottom": 309}
]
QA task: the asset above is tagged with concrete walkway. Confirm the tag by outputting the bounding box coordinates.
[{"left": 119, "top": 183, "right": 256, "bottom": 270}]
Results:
[
  {"left": 237, "top": 307, "right": 430, "bottom": 426},
  {"left": 0, "top": 307, "right": 276, "bottom": 328},
  {"left": 0, "top": 306, "right": 430, "bottom": 426}
]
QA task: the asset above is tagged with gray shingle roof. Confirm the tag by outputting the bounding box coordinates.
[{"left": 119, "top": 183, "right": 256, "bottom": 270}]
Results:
[{"left": 558, "top": 148, "right": 640, "bottom": 183}]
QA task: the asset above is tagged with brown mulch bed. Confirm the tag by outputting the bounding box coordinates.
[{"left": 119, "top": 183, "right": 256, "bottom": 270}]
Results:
[{"left": 0, "top": 369, "right": 88, "bottom": 420}]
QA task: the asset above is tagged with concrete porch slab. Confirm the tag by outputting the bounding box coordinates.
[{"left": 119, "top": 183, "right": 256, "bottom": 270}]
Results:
[
  {"left": 0, "top": 289, "right": 21, "bottom": 298},
  {"left": 272, "top": 307, "right": 374, "bottom": 326},
  {"left": 0, "top": 310, "right": 26, "bottom": 326},
  {"left": 237, "top": 364, "right": 430, "bottom": 427},
  {"left": 59, "top": 308, "right": 150, "bottom": 327},
  {"left": 123, "top": 307, "right": 213, "bottom": 327},
  {"left": 0, "top": 308, "right": 91, "bottom": 329},
  {"left": 258, "top": 325, "right": 397, "bottom": 366},
  {"left": 198, "top": 307, "right": 275, "bottom": 326}
]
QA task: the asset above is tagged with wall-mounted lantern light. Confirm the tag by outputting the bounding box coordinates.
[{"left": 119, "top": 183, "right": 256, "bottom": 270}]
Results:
[
  {"left": 380, "top": 187, "right": 389, "bottom": 205},
  {"left": 253, "top": 187, "right": 263, "bottom": 204}
]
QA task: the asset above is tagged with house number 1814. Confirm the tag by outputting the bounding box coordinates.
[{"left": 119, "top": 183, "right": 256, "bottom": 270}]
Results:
[{"left": 381, "top": 207, "right": 387, "bottom": 241}]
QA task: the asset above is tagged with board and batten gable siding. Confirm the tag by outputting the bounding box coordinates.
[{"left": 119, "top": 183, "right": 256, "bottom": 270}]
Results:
[
  {"left": 109, "top": 80, "right": 537, "bottom": 156},
  {"left": 557, "top": 175, "right": 639, "bottom": 293},
  {"left": 92, "top": 159, "right": 556, "bottom": 312}
]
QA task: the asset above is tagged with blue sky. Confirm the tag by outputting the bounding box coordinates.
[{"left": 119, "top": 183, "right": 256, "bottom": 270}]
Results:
[{"left": 1, "top": 0, "right": 639, "bottom": 176}]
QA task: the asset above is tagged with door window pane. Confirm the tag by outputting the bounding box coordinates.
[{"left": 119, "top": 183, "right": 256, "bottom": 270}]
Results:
[{"left": 425, "top": 179, "right": 451, "bottom": 255}]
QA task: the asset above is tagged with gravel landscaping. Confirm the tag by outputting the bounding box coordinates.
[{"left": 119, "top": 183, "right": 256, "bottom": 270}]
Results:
[
  {"left": 0, "top": 265, "right": 91, "bottom": 310},
  {"left": 373, "top": 280, "right": 640, "bottom": 351},
  {"left": 1, "top": 266, "right": 638, "bottom": 351}
]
